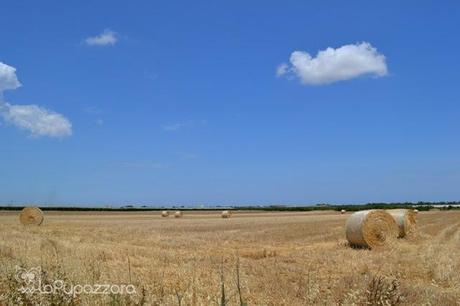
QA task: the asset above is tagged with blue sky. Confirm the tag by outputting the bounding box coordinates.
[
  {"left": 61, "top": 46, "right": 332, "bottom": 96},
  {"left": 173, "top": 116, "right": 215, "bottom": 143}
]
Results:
[{"left": 1, "top": 1, "right": 459, "bottom": 206}]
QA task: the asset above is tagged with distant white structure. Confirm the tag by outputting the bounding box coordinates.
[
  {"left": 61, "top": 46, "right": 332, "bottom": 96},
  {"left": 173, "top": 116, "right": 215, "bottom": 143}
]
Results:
[{"left": 415, "top": 204, "right": 460, "bottom": 208}]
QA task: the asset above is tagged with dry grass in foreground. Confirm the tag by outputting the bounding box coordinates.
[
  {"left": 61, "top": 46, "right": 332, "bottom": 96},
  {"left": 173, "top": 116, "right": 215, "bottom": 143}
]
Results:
[{"left": 0, "top": 210, "right": 459, "bottom": 305}]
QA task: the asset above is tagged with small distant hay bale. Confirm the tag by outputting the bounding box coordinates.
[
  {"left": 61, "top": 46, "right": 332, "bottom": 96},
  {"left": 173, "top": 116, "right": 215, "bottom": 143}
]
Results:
[
  {"left": 413, "top": 209, "right": 419, "bottom": 213},
  {"left": 161, "top": 211, "right": 169, "bottom": 217},
  {"left": 386, "top": 209, "right": 417, "bottom": 238},
  {"left": 19, "top": 207, "right": 44, "bottom": 226},
  {"left": 222, "top": 210, "right": 231, "bottom": 218},
  {"left": 345, "top": 210, "right": 398, "bottom": 249},
  {"left": 174, "top": 211, "right": 183, "bottom": 218},
  {"left": 340, "top": 209, "right": 346, "bottom": 214}
]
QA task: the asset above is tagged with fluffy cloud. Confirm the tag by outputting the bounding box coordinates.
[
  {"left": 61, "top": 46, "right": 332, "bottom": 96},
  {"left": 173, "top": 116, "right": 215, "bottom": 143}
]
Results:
[
  {"left": 277, "top": 42, "right": 388, "bottom": 85},
  {"left": 276, "top": 63, "right": 289, "bottom": 77},
  {"left": 1, "top": 103, "right": 72, "bottom": 137},
  {"left": 0, "top": 61, "right": 72, "bottom": 138},
  {"left": 0, "top": 62, "right": 21, "bottom": 92},
  {"left": 85, "top": 30, "right": 118, "bottom": 46}
]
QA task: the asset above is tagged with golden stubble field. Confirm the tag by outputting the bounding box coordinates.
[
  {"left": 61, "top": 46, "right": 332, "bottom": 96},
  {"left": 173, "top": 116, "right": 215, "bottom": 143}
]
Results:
[{"left": 0, "top": 210, "right": 459, "bottom": 305}]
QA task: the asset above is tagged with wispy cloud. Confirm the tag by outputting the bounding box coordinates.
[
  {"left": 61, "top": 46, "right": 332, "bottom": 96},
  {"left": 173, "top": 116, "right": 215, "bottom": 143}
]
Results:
[
  {"left": 277, "top": 42, "right": 388, "bottom": 85},
  {"left": 276, "top": 63, "right": 289, "bottom": 77},
  {"left": 162, "top": 120, "right": 207, "bottom": 132},
  {"left": 0, "top": 62, "right": 72, "bottom": 138},
  {"left": 85, "top": 29, "right": 118, "bottom": 46}
]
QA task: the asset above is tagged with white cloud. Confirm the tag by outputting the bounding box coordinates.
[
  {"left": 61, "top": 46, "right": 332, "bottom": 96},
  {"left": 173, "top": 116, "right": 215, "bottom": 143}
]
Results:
[
  {"left": 0, "top": 62, "right": 21, "bottom": 92},
  {"left": 1, "top": 103, "right": 72, "bottom": 137},
  {"left": 85, "top": 30, "right": 118, "bottom": 46},
  {"left": 276, "top": 63, "right": 289, "bottom": 77},
  {"left": 278, "top": 42, "right": 388, "bottom": 85},
  {"left": 0, "top": 61, "right": 72, "bottom": 138}
]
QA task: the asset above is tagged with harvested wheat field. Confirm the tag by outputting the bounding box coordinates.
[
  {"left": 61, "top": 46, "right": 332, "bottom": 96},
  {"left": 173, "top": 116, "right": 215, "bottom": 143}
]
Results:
[{"left": 0, "top": 210, "right": 459, "bottom": 305}]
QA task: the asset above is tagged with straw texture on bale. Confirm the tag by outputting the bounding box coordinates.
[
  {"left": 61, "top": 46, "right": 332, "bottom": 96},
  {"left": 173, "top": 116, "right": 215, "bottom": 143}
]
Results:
[
  {"left": 345, "top": 210, "right": 398, "bottom": 249},
  {"left": 161, "top": 211, "right": 169, "bottom": 217},
  {"left": 19, "top": 207, "right": 44, "bottom": 226},
  {"left": 174, "top": 211, "right": 183, "bottom": 218},
  {"left": 221, "top": 210, "right": 231, "bottom": 218},
  {"left": 386, "top": 209, "right": 417, "bottom": 238}
]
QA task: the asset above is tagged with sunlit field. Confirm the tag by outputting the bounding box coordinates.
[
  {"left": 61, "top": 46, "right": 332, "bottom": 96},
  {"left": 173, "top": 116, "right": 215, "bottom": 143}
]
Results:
[{"left": 1, "top": 210, "right": 459, "bottom": 305}]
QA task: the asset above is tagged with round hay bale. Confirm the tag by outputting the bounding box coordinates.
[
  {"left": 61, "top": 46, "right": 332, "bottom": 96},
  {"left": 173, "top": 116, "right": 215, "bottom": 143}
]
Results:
[
  {"left": 345, "top": 210, "right": 398, "bottom": 249},
  {"left": 413, "top": 209, "right": 419, "bottom": 213},
  {"left": 19, "top": 207, "right": 44, "bottom": 226},
  {"left": 161, "top": 211, "right": 169, "bottom": 217},
  {"left": 340, "top": 209, "right": 346, "bottom": 214},
  {"left": 174, "top": 211, "right": 183, "bottom": 218},
  {"left": 386, "top": 209, "right": 417, "bottom": 238},
  {"left": 222, "top": 210, "right": 231, "bottom": 218}
]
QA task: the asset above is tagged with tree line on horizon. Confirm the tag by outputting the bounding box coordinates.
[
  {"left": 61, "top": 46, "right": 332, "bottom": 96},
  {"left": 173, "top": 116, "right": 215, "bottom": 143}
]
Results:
[{"left": 0, "top": 201, "right": 459, "bottom": 211}]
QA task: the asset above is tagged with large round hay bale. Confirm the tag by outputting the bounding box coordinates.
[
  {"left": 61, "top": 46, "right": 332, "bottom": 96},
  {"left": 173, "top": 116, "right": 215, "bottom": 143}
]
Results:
[
  {"left": 19, "top": 207, "right": 44, "bottom": 226},
  {"left": 222, "top": 210, "right": 231, "bottom": 218},
  {"left": 174, "top": 211, "right": 183, "bottom": 218},
  {"left": 340, "top": 209, "right": 346, "bottom": 214},
  {"left": 386, "top": 209, "right": 417, "bottom": 238},
  {"left": 345, "top": 210, "right": 398, "bottom": 248},
  {"left": 161, "top": 211, "right": 169, "bottom": 217}
]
